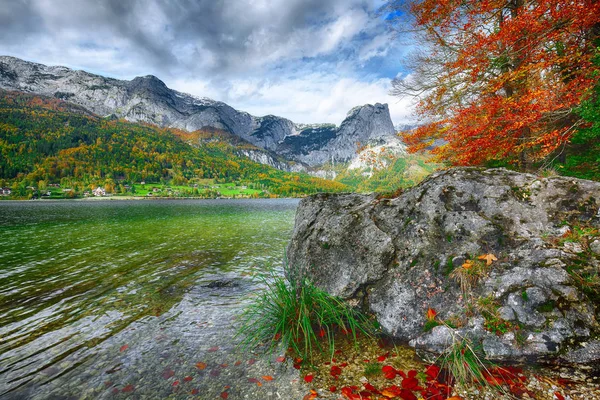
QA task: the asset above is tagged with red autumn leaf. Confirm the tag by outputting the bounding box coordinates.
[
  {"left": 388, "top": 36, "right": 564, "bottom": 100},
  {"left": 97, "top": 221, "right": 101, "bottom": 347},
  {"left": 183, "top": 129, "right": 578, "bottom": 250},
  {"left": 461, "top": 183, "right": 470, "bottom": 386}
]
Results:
[
  {"left": 273, "top": 333, "right": 281, "bottom": 341},
  {"left": 119, "top": 344, "right": 128, "bottom": 352},
  {"left": 262, "top": 375, "right": 274, "bottom": 381},
  {"left": 382, "top": 365, "right": 397, "bottom": 380},
  {"left": 195, "top": 362, "right": 207, "bottom": 370},
  {"left": 425, "top": 365, "right": 440, "bottom": 380},
  {"left": 248, "top": 358, "right": 256, "bottom": 365},
  {"left": 377, "top": 352, "right": 389, "bottom": 362},
  {"left": 401, "top": 377, "right": 419, "bottom": 390},
  {"left": 426, "top": 308, "right": 437, "bottom": 321},
  {"left": 381, "top": 385, "right": 402, "bottom": 397},
  {"left": 276, "top": 356, "right": 286, "bottom": 363},
  {"left": 234, "top": 360, "right": 241, "bottom": 366},
  {"left": 121, "top": 384, "right": 135, "bottom": 393},
  {"left": 555, "top": 392, "right": 565, "bottom": 400},
  {"left": 208, "top": 346, "right": 219, "bottom": 352},
  {"left": 330, "top": 365, "right": 342, "bottom": 379},
  {"left": 398, "top": 389, "right": 418, "bottom": 400},
  {"left": 172, "top": 380, "right": 180, "bottom": 387},
  {"left": 191, "top": 388, "right": 199, "bottom": 395},
  {"left": 341, "top": 386, "right": 362, "bottom": 400},
  {"left": 407, "top": 370, "right": 417, "bottom": 379},
  {"left": 183, "top": 376, "right": 193, "bottom": 382},
  {"left": 364, "top": 382, "right": 380, "bottom": 395},
  {"left": 339, "top": 362, "right": 348, "bottom": 368},
  {"left": 330, "top": 386, "right": 337, "bottom": 392},
  {"left": 304, "top": 374, "right": 314, "bottom": 383},
  {"left": 318, "top": 328, "right": 326, "bottom": 337},
  {"left": 509, "top": 384, "right": 527, "bottom": 396},
  {"left": 220, "top": 391, "right": 229, "bottom": 399},
  {"left": 359, "top": 390, "right": 373, "bottom": 398}
]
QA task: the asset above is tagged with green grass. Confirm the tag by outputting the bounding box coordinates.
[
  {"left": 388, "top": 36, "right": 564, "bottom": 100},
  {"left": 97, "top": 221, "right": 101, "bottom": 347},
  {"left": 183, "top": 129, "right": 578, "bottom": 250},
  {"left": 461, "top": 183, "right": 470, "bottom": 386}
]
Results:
[
  {"left": 236, "top": 263, "right": 375, "bottom": 363},
  {"left": 364, "top": 361, "right": 382, "bottom": 377},
  {"left": 437, "top": 333, "right": 494, "bottom": 392}
]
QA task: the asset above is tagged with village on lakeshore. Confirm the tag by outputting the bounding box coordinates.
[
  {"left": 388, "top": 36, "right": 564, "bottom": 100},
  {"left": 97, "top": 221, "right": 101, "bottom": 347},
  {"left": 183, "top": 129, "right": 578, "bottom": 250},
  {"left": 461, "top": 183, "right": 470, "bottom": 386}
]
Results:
[{"left": 0, "top": 180, "right": 274, "bottom": 200}]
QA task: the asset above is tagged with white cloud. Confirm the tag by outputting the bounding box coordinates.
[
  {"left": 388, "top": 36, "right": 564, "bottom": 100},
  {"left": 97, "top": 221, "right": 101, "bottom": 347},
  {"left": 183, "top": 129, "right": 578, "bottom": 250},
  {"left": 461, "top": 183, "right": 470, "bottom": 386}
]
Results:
[{"left": 169, "top": 72, "right": 417, "bottom": 126}]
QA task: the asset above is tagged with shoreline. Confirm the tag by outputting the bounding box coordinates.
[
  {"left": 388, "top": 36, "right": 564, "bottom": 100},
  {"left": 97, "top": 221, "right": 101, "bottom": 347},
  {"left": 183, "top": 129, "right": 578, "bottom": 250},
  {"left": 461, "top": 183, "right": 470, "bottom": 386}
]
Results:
[{"left": 0, "top": 195, "right": 305, "bottom": 202}]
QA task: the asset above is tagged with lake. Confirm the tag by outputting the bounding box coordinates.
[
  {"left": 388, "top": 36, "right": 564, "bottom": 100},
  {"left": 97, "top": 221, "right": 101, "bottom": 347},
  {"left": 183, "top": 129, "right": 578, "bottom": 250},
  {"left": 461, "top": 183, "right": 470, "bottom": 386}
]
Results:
[{"left": 0, "top": 199, "right": 305, "bottom": 399}]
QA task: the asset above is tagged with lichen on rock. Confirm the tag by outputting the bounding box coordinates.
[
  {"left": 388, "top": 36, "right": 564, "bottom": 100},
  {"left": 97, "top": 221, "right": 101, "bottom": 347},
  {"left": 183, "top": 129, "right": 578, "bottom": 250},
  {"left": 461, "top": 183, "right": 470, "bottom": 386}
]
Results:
[{"left": 287, "top": 167, "right": 600, "bottom": 364}]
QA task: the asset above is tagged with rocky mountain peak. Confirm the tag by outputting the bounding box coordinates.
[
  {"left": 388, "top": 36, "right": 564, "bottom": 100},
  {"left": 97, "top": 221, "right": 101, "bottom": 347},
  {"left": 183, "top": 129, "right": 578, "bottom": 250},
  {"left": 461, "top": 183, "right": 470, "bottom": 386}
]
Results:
[{"left": 0, "top": 56, "right": 401, "bottom": 169}]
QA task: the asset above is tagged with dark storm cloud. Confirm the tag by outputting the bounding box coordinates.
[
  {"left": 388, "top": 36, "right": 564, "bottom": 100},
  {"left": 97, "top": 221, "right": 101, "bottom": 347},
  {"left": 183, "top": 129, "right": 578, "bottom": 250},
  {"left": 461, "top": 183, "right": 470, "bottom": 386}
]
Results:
[
  {"left": 0, "top": 0, "right": 415, "bottom": 125},
  {"left": 0, "top": 0, "right": 377, "bottom": 76},
  {"left": 0, "top": 0, "right": 44, "bottom": 41}
]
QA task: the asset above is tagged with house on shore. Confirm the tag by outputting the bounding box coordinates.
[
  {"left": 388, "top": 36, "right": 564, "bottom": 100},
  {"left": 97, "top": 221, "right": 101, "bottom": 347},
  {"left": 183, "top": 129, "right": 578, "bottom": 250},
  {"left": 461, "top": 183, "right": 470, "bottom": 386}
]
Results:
[{"left": 93, "top": 187, "right": 106, "bottom": 197}]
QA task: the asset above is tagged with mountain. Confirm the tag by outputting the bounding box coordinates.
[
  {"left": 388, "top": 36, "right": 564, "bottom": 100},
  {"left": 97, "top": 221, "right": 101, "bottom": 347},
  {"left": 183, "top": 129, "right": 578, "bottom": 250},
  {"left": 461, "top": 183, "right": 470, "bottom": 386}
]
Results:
[
  {"left": 0, "top": 56, "right": 396, "bottom": 168},
  {"left": 0, "top": 90, "right": 348, "bottom": 197}
]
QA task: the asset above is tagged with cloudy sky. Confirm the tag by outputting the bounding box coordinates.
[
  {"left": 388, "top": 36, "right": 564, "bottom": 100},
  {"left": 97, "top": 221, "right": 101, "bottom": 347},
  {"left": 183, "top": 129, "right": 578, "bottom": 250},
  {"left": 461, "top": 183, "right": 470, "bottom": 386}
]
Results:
[{"left": 0, "top": 0, "right": 416, "bottom": 125}]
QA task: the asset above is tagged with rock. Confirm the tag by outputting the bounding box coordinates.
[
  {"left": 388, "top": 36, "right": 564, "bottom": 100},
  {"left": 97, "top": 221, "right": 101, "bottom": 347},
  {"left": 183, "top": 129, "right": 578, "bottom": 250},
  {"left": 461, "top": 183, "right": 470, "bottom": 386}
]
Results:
[
  {"left": 591, "top": 240, "right": 600, "bottom": 255},
  {"left": 204, "top": 280, "right": 238, "bottom": 289},
  {"left": 287, "top": 167, "right": 600, "bottom": 363},
  {"left": 563, "top": 241, "right": 584, "bottom": 253},
  {"left": 0, "top": 56, "right": 396, "bottom": 168}
]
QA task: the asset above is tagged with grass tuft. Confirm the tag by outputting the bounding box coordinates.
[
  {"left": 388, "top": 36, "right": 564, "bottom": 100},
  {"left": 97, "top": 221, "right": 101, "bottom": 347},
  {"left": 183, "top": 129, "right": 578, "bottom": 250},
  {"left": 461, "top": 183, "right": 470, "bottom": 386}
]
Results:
[{"left": 236, "top": 263, "right": 374, "bottom": 363}]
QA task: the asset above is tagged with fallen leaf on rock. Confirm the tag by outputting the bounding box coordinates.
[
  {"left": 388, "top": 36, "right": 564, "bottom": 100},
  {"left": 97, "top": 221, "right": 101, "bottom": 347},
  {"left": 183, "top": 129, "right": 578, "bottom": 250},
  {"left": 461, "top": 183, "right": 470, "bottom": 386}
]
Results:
[
  {"left": 276, "top": 356, "right": 286, "bottom": 363},
  {"left": 220, "top": 391, "right": 229, "bottom": 399},
  {"left": 248, "top": 358, "right": 256, "bottom": 365},
  {"left": 191, "top": 388, "right": 199, "bottom": 395},
  {"left": 426, "top": 308, "right": 437, "bottom": 321},
  {"left": 172, "top": 380, "right": 180, "bottom": 387},
  {"left": 195, "top": 362, "right": 207, "bottom": 370},
  {"left": 234, "top": 360, "right": 242, "bottom": 366},
  {"left": 183, "top": 376, "right": 193, "bottom": 382},
  {"left": 304, "top": 374, "right": 314, "bottom": 383},
  {"left": 478, "top": 253, "right": 498, "bottom": 266},
  {"left": 208, "top": 346, "right": 219, "bottom": 352},
  {"left": 119, "top": 344, "right": 129, "bottom": 352},
  {"left": 262, "top": 375, "right": 274, "bottom": 381},
  {"left": 121, "top": 384, "right": 135, "bottom": 393}
]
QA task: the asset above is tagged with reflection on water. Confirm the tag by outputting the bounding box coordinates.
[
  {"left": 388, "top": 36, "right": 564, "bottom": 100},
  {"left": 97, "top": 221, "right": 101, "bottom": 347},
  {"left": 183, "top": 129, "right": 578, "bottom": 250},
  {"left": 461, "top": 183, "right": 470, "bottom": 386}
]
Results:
[{"left": 0, "top": 199, "right": 299, "bottom": 398}]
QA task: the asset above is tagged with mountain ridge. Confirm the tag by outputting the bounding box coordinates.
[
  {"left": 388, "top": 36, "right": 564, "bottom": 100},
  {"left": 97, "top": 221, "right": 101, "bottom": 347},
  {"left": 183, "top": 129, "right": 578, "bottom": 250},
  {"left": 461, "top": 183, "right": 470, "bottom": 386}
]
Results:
[{"left": 0, "top": 55, "right": 397, "bottom": 168}]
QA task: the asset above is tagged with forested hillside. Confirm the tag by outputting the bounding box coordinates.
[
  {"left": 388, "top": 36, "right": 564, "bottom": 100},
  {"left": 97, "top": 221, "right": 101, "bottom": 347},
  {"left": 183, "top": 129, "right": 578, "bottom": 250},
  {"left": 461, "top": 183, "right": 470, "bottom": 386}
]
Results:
[{"left": 0, "top": 90, "right": 348, "bottom": 198}]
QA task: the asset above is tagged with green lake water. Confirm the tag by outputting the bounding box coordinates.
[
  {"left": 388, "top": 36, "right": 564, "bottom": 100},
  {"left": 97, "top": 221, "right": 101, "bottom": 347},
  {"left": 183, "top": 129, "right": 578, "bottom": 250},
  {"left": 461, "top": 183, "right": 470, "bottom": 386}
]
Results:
[{"left": 0, "top": 199, "right": 300, "bottom": 399}]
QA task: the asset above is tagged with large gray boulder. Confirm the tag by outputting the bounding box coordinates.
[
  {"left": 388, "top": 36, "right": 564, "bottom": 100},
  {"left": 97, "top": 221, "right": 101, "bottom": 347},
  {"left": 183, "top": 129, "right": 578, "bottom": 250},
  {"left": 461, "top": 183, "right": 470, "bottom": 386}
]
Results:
[{"left": 287, "top": 168, "right": 600, "bottom": 363}]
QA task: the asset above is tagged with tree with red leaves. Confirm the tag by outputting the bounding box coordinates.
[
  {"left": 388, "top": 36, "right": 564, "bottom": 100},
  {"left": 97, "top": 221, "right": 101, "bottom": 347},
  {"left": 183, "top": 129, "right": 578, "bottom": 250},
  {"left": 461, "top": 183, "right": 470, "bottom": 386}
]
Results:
[{"left": 388, "top": 0, "right": 600, "bottom": 168}]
